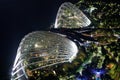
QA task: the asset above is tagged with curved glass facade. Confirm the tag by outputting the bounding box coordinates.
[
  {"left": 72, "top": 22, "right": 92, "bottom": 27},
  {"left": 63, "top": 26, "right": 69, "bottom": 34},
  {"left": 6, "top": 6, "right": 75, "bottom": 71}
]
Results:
[
  {"left": 55, "top": 2, "right": 91, "bottom": 28},
  {"left": 11, "top": 31, "right": 78, "bottom": 80}
]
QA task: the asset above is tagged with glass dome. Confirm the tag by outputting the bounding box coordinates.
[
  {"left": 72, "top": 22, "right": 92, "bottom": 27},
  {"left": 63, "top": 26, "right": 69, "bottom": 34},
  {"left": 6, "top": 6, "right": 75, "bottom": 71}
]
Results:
[
  {"left": 11, "top": 31, "right": 78, "bottom": 80},
  {"left": 55, "top": 2, "right": 91, "bottom": 29}
]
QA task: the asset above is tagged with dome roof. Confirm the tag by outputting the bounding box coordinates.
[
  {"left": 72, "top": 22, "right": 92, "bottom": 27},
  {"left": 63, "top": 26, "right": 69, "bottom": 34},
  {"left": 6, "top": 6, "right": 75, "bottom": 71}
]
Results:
[
  {"left": 11, "top": 31, "right": 78, "bottom": 80},
  {"left": 55, "top": 2, "right": 91, "bottom": 28}
]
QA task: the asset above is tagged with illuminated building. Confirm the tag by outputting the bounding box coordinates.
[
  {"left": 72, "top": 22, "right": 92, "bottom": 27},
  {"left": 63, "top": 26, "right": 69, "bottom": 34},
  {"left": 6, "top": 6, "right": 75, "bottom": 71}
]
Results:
[
  {"left": 54, "top": 2, "right": 91, "bottom": 29},
  {"left": 11, "top": 31, "right": 78, "bottom": 80}
]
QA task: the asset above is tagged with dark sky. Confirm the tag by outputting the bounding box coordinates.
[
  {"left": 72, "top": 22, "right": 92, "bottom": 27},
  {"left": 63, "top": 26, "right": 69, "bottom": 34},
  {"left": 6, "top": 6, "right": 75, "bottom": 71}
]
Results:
[{"left": 0, "top": 0, "right": 79, "bottom": 79}]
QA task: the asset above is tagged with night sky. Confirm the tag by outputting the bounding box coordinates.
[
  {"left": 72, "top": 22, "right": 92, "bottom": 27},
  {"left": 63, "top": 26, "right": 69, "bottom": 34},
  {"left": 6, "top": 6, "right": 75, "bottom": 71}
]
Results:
[{"left": 0, "top": 0, "right": 79, "bottom": 79}]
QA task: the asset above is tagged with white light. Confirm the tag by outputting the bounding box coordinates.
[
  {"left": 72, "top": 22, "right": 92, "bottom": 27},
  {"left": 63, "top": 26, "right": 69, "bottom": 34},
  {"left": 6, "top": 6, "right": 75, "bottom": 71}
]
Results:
[
  {"left": 69, "top": 41, "right": 78, "bottom": 62},
  {"left": 96, "top": 72, "right": 100, "bottom": 75},
  {"left": 34, "top": 43, "right": 43, "bottom": 48}
]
